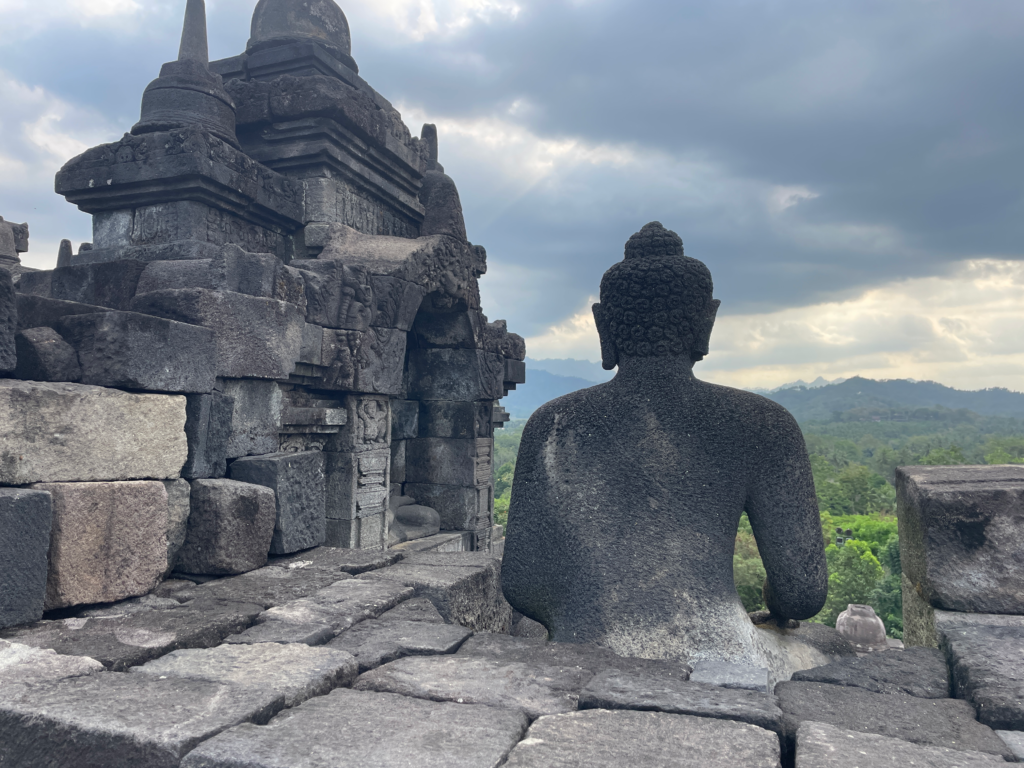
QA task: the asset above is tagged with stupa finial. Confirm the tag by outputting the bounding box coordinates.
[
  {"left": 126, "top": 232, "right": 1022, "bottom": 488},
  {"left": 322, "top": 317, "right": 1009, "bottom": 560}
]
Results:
[{"left": 178, "top": 0, "right": 209, "bottom": 64}]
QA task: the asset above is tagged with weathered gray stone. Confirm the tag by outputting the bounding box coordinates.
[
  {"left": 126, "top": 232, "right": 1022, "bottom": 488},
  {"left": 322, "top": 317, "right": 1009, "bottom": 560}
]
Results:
[
  {"left": 132, "top": 643, "right": 358, "bottom": 707},
  {"left": 0, "top": 673, "right": 283, "bottom": 768},
  {"left": 317, "top": 327, "right": 407, "bottom": 394},
  {"left": 131, "top": 289, "right": 305, "bottom": 379},
  {"left": 355, "top": 655, "right": 590, "bottom": 719},
  {"left": 0, "top": 267, "right": 15, "bottom": 373},
  {"left": 360, "top": 553, "right": 512, "bottom": 632},
  {"left": 504, "top": 709, "right": 782, "bottom": 768},
  {"left": 325, "top": 448, "right": 389, "bottom": 521},
  {"left": 775, "top": 680, "right": 1012, "bottom": 759},
  {"left": 258, "top": 579, "right": 414, "bottom": 634},
  {"left": 403, "top": 481, "right": 492, "bottom": 534},
  {"left": 0, "top": 639, "right": 103, "bottom": 684},
  {"left": 182, "top": 391, "right": 234, "bottom": 479},
  {"left": 180, "top": 689, "right": 527, "bottom": 768},
  {"left": 370, "top": 275, "right": 426, "bottom": 331},
  {"left": 231, "top": 451, "right": 326, "bottom": 555},
  {"left": 266, "top": 546, "right": 402, "bottom": 575},
  {"left": 996, "top": 730, "right": 1024, "bottom": 763},
  {"left": 13, "top": 327, "right": 82, "bottom": 382},
  {"left": 55, "top": 310, "right": 217, "bottom": 393},
  {"left": 162, "top": 479, "right": 191, "bottom": 578},
  {"left": 0, "top": 380, "right": 187, "bottom": 485},
  {"left": 898, "top": 465, "right": 1024, "bottom": 615},
  {"left": 512, "top": 614, "right": 548, "bottom": 639},
  {"left": 795, "top": 721, "right": 1006, "bottom": 768},
  {"left": 391, "top": 399, "right": 419, "bottom": 440},
  {"left": 0, "top": 489, "right": 53, "bottom": 629},
  {"left": 791, "top": 646, "right": 950, "bottom": 698},
  {"left": 407, "top": 348, "right": 504, "bottom": 401},
  {"left": 580, "top": 669, "right": 783, "bottom": 733},
  {"left": 418, "top": 400, "right": 493, "bottom": 439},
  {"left": 327, "top": 618, "right": 472, "bottom": 671},
  {"left": 176, "top": 479, "right": 277, "bottom": 576},
  {"left": 190, "top": 566, "right": 351, "bottom": 609},
  {"left": 0, "top": 597, "right": 263, "bottom": 671},
  {"left": 33, "top": 481, "right": 172, "bottom": 610},
  {"left": 391, "top": 439, "right": 406, "bottom": 483},
  {"left": 690, "top": 661, "right": 770, "bottom": 693},
  {"left": 48, "top": 259, "right": 148, "bottom": 310},
  {"left": 220, "top": 378, "right": 282, "bottom": 458},
  {"left": 14, "top": 294, "right": 106, "bottom": 332},
  {"left": 377, "top": 596, "right": 445, "bottom": 623},
  {"left": 942, "top": 623, "right": 1024, "bottom": 730},
  {"left": 223, "top": 621, "right": 335, "bottom": 646},
  {"left": 406, "top": 437, "right": 492, "bottom": 486}
]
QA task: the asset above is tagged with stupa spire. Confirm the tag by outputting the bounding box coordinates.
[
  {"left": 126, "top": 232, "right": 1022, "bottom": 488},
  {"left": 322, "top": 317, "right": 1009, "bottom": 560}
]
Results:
[{"left": 177, "top": 0, "right": 209, "bottom": 65}]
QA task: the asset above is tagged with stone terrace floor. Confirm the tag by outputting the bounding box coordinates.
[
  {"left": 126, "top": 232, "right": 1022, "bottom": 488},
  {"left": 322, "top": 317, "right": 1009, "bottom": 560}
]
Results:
[{"left": 1, "top": 549, "right": 1022, "bottom": 767}]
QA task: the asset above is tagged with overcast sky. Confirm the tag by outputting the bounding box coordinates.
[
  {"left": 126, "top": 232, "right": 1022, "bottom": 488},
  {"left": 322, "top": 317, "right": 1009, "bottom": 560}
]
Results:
[{"left": 2, "top": 0, "right": 1023, "bottom": 390}]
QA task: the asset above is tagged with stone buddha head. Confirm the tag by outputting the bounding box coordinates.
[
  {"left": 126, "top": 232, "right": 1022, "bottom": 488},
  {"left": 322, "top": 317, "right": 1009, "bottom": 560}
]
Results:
[{"left": 592, "top": 222, "right": 721, "bottom": 370}]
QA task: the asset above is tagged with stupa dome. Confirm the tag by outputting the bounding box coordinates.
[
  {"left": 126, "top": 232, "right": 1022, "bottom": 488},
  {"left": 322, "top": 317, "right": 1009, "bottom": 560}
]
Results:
[{"left": 249, "top": 0, "right": 353, "bottom": 63}]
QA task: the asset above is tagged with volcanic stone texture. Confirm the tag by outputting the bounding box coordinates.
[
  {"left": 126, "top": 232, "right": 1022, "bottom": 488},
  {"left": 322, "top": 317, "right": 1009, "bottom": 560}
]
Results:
[
  {"left": 0, "top": 380, "right": 187, "bottom": 485},
  {"left": 795, "top": 721, "right": 1006, "bottom": 768},
  {"left": 188, "top": 566, "right": 351, "bottom": 610},
  {"left": 0, "top": 489, "right": 53, "bottom": 629},
  {"left": 180, "top": 689, "right": 528, "bottom": 768},
  {"left": 0, "top": 639, "right": 103, "bottom": 685},
  {"left": 176, "top": 480, "right": 277, "bottom": 576},
  {"left": 230, "top": 451, "right": 326, "bottom": 555},
  {"left": 690, "top": 661, "right": 770, "bottom": 693},
  {"left": 32, "top": 481, "right": 173, "bottom": 610},
  {"left": 13, "top": 327, "right": 82, "bottom": 382},
  {"left": 256, "top": 579, "right": 414, "bottom": 636},
  {"left": 221, "top": 378, "right": 282, "bottom": 458},
  {"left": 182, "top": 392, "right": 234, "bottom": 479},
  {"left": 0, "top": 674, "right": 283, "bottom": 768},
  {"left": 327, "top": 618, "right": 472, "bottom": 672},
  {"left": 941, "top": 622, "right": 1024, "bottom": 730},
  {"left": 791, "top": 646, "right": 951, "bottom": 698},
  {"left": 503, "top": 710, "right": 782, "bottom": 768},
  {"left": 47, "top": 259, "right": 148, "bottom": 310},
  {"left": 0, "top": 266, "right": 15, "bottom": 373}
]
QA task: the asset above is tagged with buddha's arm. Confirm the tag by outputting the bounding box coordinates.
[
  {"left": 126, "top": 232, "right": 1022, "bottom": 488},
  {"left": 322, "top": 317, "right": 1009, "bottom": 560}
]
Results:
[{"left": 744, "top": 405, "right": 828, "bottom": 620}]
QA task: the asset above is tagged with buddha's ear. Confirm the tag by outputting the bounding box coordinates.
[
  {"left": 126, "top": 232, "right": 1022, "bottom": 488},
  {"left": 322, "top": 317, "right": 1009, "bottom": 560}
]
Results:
[
  {"left": 693, "top": 299, "right": 721, "bottom": 362},
  {"left": 593, "top": 302, "right": 619, "bottom": 371}
]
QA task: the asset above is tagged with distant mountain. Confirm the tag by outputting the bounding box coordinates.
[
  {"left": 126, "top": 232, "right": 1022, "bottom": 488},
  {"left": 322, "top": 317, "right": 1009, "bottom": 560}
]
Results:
[
  {"left": 526, "top": 358, "right": 614, "bottom": 383},
  {"left": 765, "top": 376, "right": 1024, "bottom": 422},
  {"left": 750, "top": 376, "right": 849, "bottom": 395},
  {"left": 502, "top": 369, "right": 601, "bottom": 419}
]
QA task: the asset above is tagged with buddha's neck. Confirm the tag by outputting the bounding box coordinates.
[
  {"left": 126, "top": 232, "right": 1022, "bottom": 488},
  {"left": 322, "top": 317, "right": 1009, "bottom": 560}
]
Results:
[{"left": 613, "top": 355, "right": 697, "bottom": 386}]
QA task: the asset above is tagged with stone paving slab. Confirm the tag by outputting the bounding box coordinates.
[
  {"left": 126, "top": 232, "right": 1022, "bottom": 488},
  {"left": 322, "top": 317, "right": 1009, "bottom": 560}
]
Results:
[
  {"left": 131, "top": 643, "right": 358, "bottom": 707},
  {"left": 690, "top": 660, "right": 770, "bottom": 692},
  {"left": 0, "top": 598, "right": 263, "bottom": 671},
  {"left": 996, "top": 730, "right": 1024, "bottom": 762},
  {"left": 223, "top": 622, "right": 335, "bottom": 647},
  {"left": 579, "top": 668, "right": 784, "bottom": 733},
  {"left": 182, "top": 567, "right": 352, "bottom": 609},
  {"left": 791, "top": 646, "right": 951, "bottom": 698},
  {"left": 795, "top": 721, "right": 1007, "bottom": 767},
  {"left": 377, "top": 595, "right": 445, "bottom": 623},
  {"left": 503, "top": 709, "right": 781, "bottom": 768},
  {"left": 354, "top": 655, "right": 591, "bottom": 719},
  {"left": 257, "top": 579, "right": 414, "bottom": 634},
  {"left": 180, "top": 689, "right": 528, "bottom": 768},
  {"left": 0, "top": 674, "right": 284, "bottom": 768},
  {"left": 0, "top": 639, "right": 103, "bottom": 684},
  {"left": 775, "top": 681, "right": 1013, "bottom": 760},
  {"left": 267, "top": 546, "right": 403, "bottom": 575},
  {"left": 327, "top": 618, "right": 472, "bottom": 671},
  {"left": 942, "top": 624, "right": 1024, "bottom": 730}
]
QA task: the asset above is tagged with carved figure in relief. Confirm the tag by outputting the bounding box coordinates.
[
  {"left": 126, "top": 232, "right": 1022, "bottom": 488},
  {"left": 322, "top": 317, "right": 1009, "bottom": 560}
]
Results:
[
  {"left": 502, "top": 222, "right": 836, "bottom": 681},
  {"left": 357, "top": 398, "right": 389, "bottom": 445}
]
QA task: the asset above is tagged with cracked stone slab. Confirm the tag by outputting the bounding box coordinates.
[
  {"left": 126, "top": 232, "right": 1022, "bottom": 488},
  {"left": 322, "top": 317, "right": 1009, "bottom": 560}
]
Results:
[
  {"left": 184, "top": 568, "right": 353, "bottom": 609},
  {"left": 222, "top": 622, "right": 335, "bottom": 647},
  {"left": 0, "top": 598, "right": 263, "bottom": 671},
  {"left": 791, "top": 646, "right": 951, "bottom": 698},
  {"left": 795, "top": 721, "right": 1007, "bottom": 767},
  {"left": 0, "top": 639, "right": 103, "bottom": 685},
  {"left": 354, "top": 655, "right": 591, "bottom": 719},
  {"left": 257, "top": 579, "right": 414, "bottom": 635},
  {"left": 942, "top": 624, "right": 1024, "bottom": 730},
  {"left": 267, "top": 546, "right": 403, "bottom": 575},
  {"left": 689, "top": 661, "right": 770, "bottom": 693},
  {"left": 0, "top": 674, "right": 284, "bottom": 768},
  {"left": 377, "top": 596, "right": 445, "bottom": 623},
  {"left": 131, "top": 643, "right": 358, "bottom": 708},
  {"left": 503, "top": 709, "right": 781, "bottom": 768},
  {"left": 579, "top": 668, "right": 783, "bottom": 733},
  {"left": 776, "top": 681, "right": 1012, "bottom": 760},
  {"left": 180, "top": 689, "right": 527, "bottom": 768},
  {"left": 327, "top": 618, "right": 472, "bottom": 672}
]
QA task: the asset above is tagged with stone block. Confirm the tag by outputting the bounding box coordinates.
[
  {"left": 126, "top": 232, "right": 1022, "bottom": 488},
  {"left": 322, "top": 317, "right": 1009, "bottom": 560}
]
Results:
[
  {"left": 191, "top": 567, "right": 351, "bottom": 610},
  {"left": 13, "top": 327, "right": 81, "bottom": 382},
  {"left": 131, "top": 289, "right": 305, "bottom": 379},
  {"left": 325, "top": 449, "right": 389, "bottom": 520},
  {"left": 775, "top": 680, "right": 1012, "bottom": 759},
  {"left": 897, "top": 465, "right": 1024, "bottom": 615},
  {"left": 355, "top": 655, "right": 589, "bottom": 719},
  {"left": 180, "top": 689, "right": 527, "bottom": 768},
  {"left": 14, "top": 294, "right": 105, "bottom": 332},
  {"left": 292, "top": 260, "right": 374, "bottom": 330},
  {"left": 378, "top": 596, "right": 445, "bottom": 623},
  {"left": 131, "top": 643, "right": 358, "bottom": 708},
  {"left": 176, "top": 479, "right": 277, "bottom": 576},
  {"left": 404, "top": 482, "right": 492, "bottom": 532},
  {"left": 266, "top": 546, "right": 402, "bottom": 575},
  {"left": 791, "top": 646, "right": 950, "bottom": 698},
  {"left": 997, "top": 730, "right": 1024, "bottom": 762},
  {"left": 942, "top": 623, "right": 1024, "bottom": 730},
  {"left": 690, "top": 661, "right": 770, "bottom": 693},
  {"left": 318, "top": 327, "right": 407, "bottom": 394},
  {"left": 795, "top": 721, "right": 1005, "bottom": 768},
  {"left": 220, "top": 378, "right": 282, "bottom": 458},
  {"left": 0, "top": 380, "right": 187, "bottom": 485},
  {"left": 49, "top": 259, "right": 147, "bottom": 310},
  {"left": 0, "top": 674, "right": 283, "bottom": 768},
  {"left": 371, "top": 275, "right": 426, "bottom": 331},
  {"left": 505, "top": 357, "right": 526, "bottom": 385},
  {"left": 0, "top": 489, "right": 53, "bottom": 629},
  {"left": 0, "top": 598, "right": 264, "bottom": 671},
  {"left": 328, "top": 394, "right": 392, "bottom": 453},
  {"left": 0, "top": 267, "right": 15, "bottom": 373},
  {"left": 257, "top": 579, "right": 414, "bottom": 635},
  {"left": 0, "top": 640, "right": 103, "bottom": 685},
  {"left": 32, "top": 481, "right": 172, "bottom": 610},
  {"left": 406, "top": 437, "right": 493, "bottom": 487},
  {"left": 57, "top": 310, "right": 216, "bottom": 393},
  {"left": 182, "top": 391, "right": 234, "bottom": 479},
  {"left": 299, "top": 321, "right": 322, "bottom": 364},
  {"left": 391, "top": 439, "right": 407, "bottom": 484},
  {"left": 409, "top": 309, "right": 483, "bottom": 349},
  {"left": 407, "top": 348, "right": 504, "bottom": 401},
  {"left": 504, "top": 710, "right": 782, "bottom": 768},
  {"left": 13, "top": 268, "right": 51, "bottom": 297},
  {"left": 162, "top": 479, "right": 191, "bottom": 578},
  {"left": 223, "top": 622, "right": 335, "bottom": 647},
  {"left": 327, "top": 618, "right": 472, "bottom": 672},
  {"left": 418, "top": 400, "right": 493, "bottom": 439},
  {"left": 391, "top": 399, "right": 419, "bottom": 439},
  {"left": 231, "top": 451, "right": 326, "bottom": 555}
]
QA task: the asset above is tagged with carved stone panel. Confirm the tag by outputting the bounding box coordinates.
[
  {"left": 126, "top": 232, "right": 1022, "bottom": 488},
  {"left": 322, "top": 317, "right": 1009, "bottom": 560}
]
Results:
[
  {"left": 325, "top": 448, "right": 390, "bottom": 522},
  {"left": 405, "top": 438, "right": 492, "bottom": 488},
  {"left": 319, "top": 328, "right": 407, "bottom": 395},
  {"left": 370, "top": 275, "right": 425, "bottom": 331},
  {"left": 328, "top": 395, "right": 392, "bottom": 453}
]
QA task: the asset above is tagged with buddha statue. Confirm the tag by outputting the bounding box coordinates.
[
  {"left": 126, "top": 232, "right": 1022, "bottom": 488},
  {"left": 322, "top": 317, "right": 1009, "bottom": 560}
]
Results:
[{"left": 502, "top": 222, "right": 834, "bottom": 679}]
